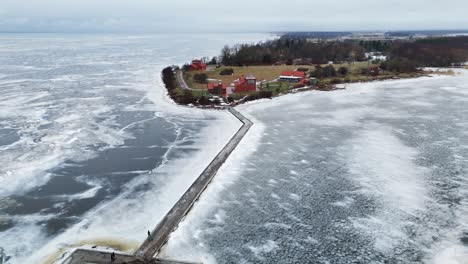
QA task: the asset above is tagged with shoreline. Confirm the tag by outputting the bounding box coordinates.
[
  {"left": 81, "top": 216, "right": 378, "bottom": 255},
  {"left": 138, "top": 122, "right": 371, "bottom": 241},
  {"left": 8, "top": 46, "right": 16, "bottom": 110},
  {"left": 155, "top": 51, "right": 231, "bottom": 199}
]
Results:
[{"left": 166, "top": 67, "right": 457, "bottom": 110}]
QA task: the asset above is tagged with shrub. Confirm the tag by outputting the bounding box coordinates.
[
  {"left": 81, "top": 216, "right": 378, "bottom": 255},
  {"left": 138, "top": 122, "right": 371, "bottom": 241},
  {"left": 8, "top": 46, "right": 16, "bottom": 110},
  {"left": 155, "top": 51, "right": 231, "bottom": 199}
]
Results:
[
  {"left": 193, "top": 73, "right": 208, "bottom": 83},
  {"left": 180, "top": 90, "right": 194, "bottom": 104},
  {"left": 338, "top": 66, "right": 348, "bottom": 76},
  {"left": 220, "top": 68, "right": 234, "bottom": 75},
  {"left": 244, "top": 91, "right": 273, "bottom": 102},
  {"left": 359, "top": 68, "right": 369, "bottom": 75},
  {"left": 198, "top": 95, "right": 210, "bottom": 105},
  {"left": 380, "top": 58, "right": 417, "bottom": 73},
  {"left": 297, "top": 67, "right": 309, "bottom": 72},
  {"left": 323, "top": 65, "right": 337, "bottom": 78},
  {"left": 330, "top": 78, "right": 342, "bottom": 84}
]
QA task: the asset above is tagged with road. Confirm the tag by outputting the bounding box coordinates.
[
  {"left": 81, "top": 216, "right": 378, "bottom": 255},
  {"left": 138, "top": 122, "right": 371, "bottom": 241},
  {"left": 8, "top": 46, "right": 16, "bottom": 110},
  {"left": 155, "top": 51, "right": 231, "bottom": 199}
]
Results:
[{"left": 176, "top": 70, "right": 207, "bottom": 91}]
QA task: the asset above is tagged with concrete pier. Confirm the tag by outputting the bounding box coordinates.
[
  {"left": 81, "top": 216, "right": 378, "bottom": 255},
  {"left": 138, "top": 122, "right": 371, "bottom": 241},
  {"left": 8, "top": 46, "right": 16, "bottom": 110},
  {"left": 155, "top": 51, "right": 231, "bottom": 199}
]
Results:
[
  {"left": 61, "top": 108, "right": 253, "bottom": 263},
  {"left": 136, "top": 108, "right": 252, "bottom": 259},
  {"left": 63, "top": 249, "right": 201, "bottom": 264}
]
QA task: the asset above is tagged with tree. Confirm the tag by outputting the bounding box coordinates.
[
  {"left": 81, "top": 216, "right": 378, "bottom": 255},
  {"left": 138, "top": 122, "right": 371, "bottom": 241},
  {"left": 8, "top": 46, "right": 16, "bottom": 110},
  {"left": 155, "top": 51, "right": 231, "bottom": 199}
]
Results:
[
  {"left": 262, "top": 54, "right": 273, "bottom": 64},
  {"left": 221, "top": 45, "right": 232, "bottom": 65},
  {"left": 208, "top": 56, "right": 218, "bottom": 65},
  {"left": 323, "top": 65, "right": 337, "bottom": 78},
  {"left": 220, "top": 68, "right": 234, "bottom": 75},
  {"left": 379, "top": 58, "right": 417, "bottom": 73},
  {"left": 182, "top": 64, "right": 191, "bottom": 72},
  {"left": 311, "top": 65, "right": 324, "bottom": 78},
  {"left": 162, "top": 67, "right": 176, "bottom": 91}
]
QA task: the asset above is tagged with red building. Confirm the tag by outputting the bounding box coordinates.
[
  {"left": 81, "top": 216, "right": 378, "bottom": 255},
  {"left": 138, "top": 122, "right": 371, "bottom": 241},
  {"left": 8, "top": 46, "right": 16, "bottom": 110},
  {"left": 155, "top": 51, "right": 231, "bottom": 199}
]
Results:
[
  {"left": 369, "top": 66, "right": 379, "bottom": 76},
  {"left": 208, "top": 81, "right": 227, "bottom": 97},
  {"left": 279, "top": 71, "right": 307, "bottom": 85},
  {"left": 191, "top": 59, "right": 207, "bottom": 71},
  {"left": 234, "top": 74, "right": 257, "bottom": 93}
]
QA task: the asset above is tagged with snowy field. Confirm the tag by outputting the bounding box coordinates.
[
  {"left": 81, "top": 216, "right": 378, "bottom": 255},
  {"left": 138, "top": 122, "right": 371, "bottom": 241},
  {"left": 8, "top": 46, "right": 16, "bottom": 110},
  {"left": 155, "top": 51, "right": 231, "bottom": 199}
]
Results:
[
  {"left": 163, "top": 70, "right": 468, "bottom": 264},
  {"left": 0, "top": 33, "right": 270, "bottom": 263}
]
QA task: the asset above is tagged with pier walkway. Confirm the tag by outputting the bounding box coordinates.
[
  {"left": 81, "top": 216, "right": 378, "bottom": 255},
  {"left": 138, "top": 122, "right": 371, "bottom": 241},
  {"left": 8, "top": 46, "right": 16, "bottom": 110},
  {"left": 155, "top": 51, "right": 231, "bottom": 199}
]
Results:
[
  {"left": 135, "top": 108, "right": 252, "bottom": 259},
  {"left": 61, "top": 108, "right": 253, "bottom": 263}
]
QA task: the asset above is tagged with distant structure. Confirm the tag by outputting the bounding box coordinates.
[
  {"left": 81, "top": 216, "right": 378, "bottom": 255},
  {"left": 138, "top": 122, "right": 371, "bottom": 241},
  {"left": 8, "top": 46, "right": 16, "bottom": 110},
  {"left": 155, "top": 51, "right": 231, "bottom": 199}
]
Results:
[
  {"left": 279, "top": 70, "right": 308, "bottom": 85},
  {"left": 234, "top": 74, "right": 257, "bottom": 93},
  {"left": 366, "top": 52, "right": 387, "bottom": 61},
  {"left": 191, "top": 59, "right": 207, "bottom": 71}
]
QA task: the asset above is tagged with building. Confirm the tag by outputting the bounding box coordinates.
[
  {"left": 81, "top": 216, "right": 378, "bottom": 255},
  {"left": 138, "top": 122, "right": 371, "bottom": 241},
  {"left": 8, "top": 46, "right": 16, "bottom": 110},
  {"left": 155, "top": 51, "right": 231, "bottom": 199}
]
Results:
[
  {"left": 191, "top": 59, "right": 207, "bottom": 71},
  {"left": 279, "top": 71, "right": 307, "bottom": 85},
  {"left": 234, "top": 74, "right": 257, "bottom": 93},
  {"left": 208, "top": 81, "right": 228, "bottom": 97},
  {"left": 368, "top": 66, "right": 380, "bottom": 76}
]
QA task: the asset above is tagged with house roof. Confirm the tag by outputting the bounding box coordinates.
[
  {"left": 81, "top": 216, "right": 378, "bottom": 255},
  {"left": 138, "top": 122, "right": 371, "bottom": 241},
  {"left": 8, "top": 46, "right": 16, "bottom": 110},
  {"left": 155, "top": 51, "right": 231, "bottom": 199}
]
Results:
[
  {"left": 207, "top": 82, "right": 226, "bottom": 90},
  {"left": 280, "top": 71, "right": 306, "bottom": 78}
]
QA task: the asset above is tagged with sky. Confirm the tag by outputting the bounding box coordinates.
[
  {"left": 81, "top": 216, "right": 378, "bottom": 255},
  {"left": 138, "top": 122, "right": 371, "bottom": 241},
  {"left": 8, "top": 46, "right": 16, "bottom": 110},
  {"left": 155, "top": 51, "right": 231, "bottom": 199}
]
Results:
[{"left": 0, "top": 0, "right": 467, "bottom": 33}]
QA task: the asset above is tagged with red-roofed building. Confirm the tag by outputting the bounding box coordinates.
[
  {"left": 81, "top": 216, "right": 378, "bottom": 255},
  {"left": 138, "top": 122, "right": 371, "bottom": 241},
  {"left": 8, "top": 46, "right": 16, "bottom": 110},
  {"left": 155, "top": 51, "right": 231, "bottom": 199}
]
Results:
[
  {"left": 234, "top": 74, "right": 257, "bottom": 93},
  {"left": 191, "top": 59, "right": 207, "bottom": 71},
  {"left": 368, "top": 66, "right": 379, "bottom": 76},
  {"left": 279, "top": 70, "right": 309, "bottom": 86},
  {"left": 208, "top": 81, "right": 228, "bottom": 97}
]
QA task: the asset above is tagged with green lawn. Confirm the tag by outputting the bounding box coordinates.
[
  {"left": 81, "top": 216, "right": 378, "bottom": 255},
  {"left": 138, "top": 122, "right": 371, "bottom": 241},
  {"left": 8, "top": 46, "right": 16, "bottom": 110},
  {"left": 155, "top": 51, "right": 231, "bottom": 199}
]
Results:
[{"left": 184, "top": 65, "right": 310, "bottom": 89}]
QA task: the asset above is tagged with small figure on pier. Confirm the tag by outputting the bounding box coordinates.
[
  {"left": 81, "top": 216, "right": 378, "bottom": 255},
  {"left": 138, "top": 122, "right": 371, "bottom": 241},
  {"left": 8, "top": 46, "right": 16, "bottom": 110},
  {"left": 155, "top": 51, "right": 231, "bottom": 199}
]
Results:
[
  {"left": 147, "top": 230, "right": 153, "bottom": 241},
  {"left": 111, "top": 252, "right": 116, "bottom": 262}
]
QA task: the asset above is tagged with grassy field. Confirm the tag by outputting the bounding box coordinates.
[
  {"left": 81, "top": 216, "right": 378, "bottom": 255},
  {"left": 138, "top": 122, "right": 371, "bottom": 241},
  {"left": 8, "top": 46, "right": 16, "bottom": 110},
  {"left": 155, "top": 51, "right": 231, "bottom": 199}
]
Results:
[
  {"left": 184, "top": 62, "right": 378, "bottom": 88},
  {"left": 185, "top": 65, "right": 306, "bottom": 89},
  {"left": 173, "top": 62, "right": 456, "bottom": 105},
  {"left": 181, "top": 62, "right": 443, "bottom": 99}
]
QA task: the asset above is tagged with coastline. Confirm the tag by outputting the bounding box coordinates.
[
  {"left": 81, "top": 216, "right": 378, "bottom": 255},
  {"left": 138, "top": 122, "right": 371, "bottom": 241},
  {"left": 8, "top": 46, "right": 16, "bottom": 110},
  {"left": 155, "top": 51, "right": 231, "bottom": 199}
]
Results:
[
  {"left": 164, "top": 65, "right": 458, "bottom": 110},
  {"left": 160, "top": 68, "right": 468, "bottom": 264}
]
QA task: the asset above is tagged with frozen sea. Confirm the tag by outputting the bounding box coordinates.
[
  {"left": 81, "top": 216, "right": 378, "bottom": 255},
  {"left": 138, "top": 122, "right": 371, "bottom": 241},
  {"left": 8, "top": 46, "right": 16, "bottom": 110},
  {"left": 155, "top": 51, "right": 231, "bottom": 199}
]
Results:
[
  {"left": 163, "top": 71, "right": 468, "bottom": 264},
  {"left": 0, "top": 33, "right": 270, "bottom": 263}
]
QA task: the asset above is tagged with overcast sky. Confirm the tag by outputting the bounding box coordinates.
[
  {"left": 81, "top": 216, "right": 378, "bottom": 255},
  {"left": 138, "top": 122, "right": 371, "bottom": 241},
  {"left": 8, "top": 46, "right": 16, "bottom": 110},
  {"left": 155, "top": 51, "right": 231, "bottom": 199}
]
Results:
[{"left": 0, "top": 0, "right": 467, "bottom": 33}]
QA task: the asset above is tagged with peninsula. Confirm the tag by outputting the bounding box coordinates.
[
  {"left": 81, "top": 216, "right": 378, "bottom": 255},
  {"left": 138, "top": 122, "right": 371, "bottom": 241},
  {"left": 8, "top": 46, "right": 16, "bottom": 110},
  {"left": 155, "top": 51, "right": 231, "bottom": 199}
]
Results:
[{"left": 162, "top": 34, "right": 468, "bottom": 107}]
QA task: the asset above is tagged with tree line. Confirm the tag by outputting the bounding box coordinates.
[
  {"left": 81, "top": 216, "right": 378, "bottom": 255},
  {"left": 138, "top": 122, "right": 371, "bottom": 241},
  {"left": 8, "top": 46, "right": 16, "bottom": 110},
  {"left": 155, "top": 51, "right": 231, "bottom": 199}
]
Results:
[
  {"left": 220, "top": 38, "right": 367, "bottom": 66},
  {"left": 390, "top": 37, "right": 468, "bottom": 67},
  {"left": 219, "top": 36, "right": 468, "bottom": 71}
]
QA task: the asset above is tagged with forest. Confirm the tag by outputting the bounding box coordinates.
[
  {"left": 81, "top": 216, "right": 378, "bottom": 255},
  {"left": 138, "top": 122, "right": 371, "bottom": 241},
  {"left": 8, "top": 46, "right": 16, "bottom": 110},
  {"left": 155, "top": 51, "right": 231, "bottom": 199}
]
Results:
[
  {"left": 220, "top": 38, "right": 367, "bottom": 66},
  {"left": 220, "top": 36, "right": 468, "bottom": 71},
  {"left": 390, "top": 37, "right": 468, "bottom": 67}
]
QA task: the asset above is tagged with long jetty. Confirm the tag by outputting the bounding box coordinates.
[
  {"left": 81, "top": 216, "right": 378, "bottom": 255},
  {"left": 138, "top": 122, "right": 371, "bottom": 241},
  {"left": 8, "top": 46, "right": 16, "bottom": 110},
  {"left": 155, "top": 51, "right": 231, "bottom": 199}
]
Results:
[
  {"left": 61, "top": 108, "right": 253, "bottom": 263},
  {"left": 136, "top": 108, "right": 253, "bottom": 259}
]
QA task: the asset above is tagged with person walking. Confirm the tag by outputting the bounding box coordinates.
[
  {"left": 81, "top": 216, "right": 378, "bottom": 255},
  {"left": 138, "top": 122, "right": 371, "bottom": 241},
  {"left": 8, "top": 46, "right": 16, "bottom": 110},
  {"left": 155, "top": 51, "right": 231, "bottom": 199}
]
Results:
[
  {"left": 147, "top": 230, "right": 153, "bottom": 241},
  {"left": 111, "top": 252, "right": 116, "bottom": 262}
]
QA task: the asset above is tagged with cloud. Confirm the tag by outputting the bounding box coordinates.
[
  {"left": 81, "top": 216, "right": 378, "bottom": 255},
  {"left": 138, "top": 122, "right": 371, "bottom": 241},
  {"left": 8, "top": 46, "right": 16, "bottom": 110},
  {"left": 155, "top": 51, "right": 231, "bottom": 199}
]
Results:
[{"left": 0, "top": 0, "right": 467, "bottom": 33}]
